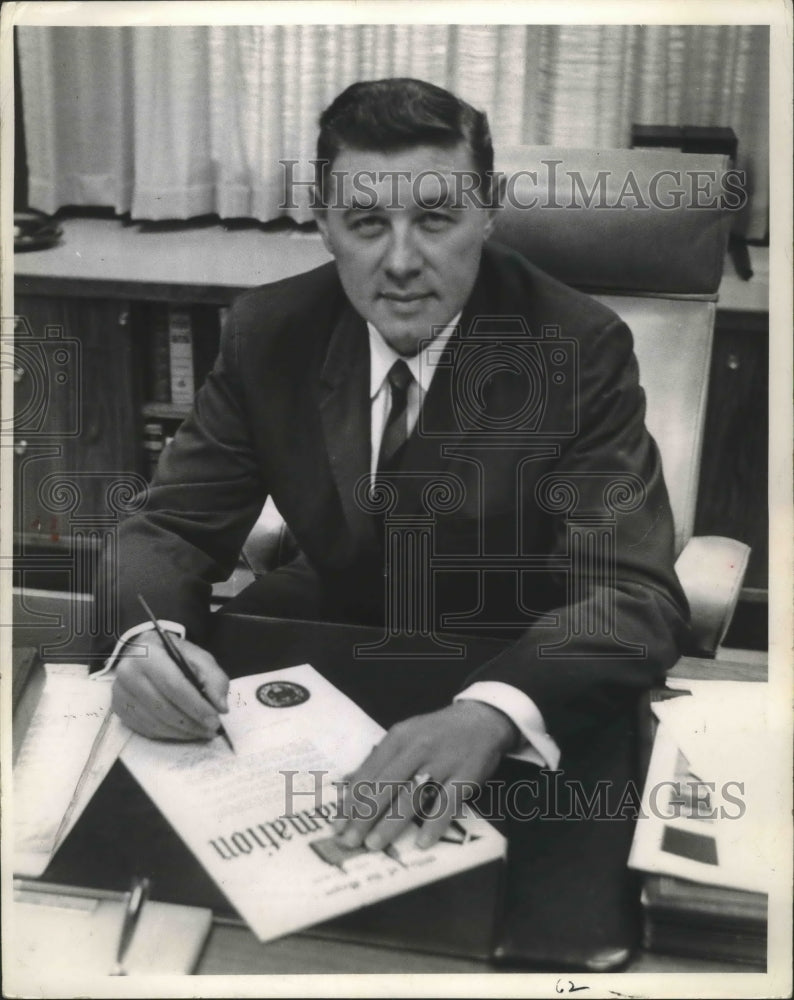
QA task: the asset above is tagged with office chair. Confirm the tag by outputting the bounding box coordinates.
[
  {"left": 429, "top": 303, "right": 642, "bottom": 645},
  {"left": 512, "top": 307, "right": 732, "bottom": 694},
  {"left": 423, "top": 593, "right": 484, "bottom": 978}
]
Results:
[
  {"left": 240, "top": 144, "right": 748, "bottom": 657},
  {"left": 494, "top": 144, "right": 748, "bottom": 656}
]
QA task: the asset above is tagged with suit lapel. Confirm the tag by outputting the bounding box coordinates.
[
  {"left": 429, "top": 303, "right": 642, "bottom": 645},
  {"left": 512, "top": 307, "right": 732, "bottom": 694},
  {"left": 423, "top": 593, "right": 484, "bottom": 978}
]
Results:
[{"left": 318, "top": 303, "right": 375, "bottom": 548}]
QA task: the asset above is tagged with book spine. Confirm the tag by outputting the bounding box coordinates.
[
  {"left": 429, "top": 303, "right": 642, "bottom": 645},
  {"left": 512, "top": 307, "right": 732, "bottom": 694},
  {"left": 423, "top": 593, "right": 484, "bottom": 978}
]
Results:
[
  {"left": 142, "top": 420, "right": 165, "bottom": 479},
  {"left": 168, "top": 308, "right": 195, "bottom": 407},
  {"left": 643, "top": 917, "right": 766, "bottom": 966},
  {"left": 642, "top": 876, "right": 767, "bottom": 925}
]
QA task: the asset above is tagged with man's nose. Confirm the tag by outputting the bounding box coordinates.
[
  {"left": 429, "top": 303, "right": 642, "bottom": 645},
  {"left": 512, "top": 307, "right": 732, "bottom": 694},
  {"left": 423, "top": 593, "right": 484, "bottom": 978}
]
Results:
[{"left": 383, "top": 228, "right": 422, "bottom": 281}]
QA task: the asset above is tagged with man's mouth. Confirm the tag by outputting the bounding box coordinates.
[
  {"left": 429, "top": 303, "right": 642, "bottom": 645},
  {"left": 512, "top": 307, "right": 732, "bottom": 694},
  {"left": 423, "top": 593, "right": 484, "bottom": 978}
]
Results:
[{"left": 380, "top": 292, "right": 431, "bottom": 303}]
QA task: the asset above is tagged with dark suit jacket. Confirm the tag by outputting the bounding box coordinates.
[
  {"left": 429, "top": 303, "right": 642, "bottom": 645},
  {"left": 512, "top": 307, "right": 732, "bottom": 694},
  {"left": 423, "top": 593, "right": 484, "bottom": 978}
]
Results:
[{"left": 100, "top": 242, "right": 689, "bottom": 752}]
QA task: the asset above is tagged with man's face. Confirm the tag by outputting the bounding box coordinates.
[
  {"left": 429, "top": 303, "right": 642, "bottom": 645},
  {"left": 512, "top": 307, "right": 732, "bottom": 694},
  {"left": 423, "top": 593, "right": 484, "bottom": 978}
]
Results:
[{"left": 314, "top": 142, "right": 498, "bottom": 356}]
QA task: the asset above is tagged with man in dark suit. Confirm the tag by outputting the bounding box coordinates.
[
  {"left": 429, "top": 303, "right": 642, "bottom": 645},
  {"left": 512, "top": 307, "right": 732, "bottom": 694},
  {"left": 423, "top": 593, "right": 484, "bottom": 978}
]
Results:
[{"left": 100, "top": 78, "right": 688, "bottom": 851}]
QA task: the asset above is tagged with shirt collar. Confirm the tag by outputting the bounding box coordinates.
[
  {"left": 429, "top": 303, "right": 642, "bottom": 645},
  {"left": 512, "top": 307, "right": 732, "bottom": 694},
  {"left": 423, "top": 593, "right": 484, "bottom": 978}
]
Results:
[{"left": 368, "top": 313, "right": 461, "bottom": 399}]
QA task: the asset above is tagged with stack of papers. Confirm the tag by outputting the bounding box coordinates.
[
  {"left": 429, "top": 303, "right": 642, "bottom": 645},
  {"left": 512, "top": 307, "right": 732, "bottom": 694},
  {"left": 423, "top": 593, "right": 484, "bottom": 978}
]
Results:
[
  {"left": 629, "top": 679, "right": 773, "bottom": 894},
  {"left": 13, "top": 664, "right": 132, "bottom": 877},
  {"left": 10, "top": 883, "right": 212, "bottom": 979}
]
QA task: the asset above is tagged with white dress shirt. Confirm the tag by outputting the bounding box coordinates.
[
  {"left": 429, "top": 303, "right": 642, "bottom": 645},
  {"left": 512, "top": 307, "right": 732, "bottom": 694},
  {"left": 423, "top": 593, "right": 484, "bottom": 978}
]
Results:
[{"left": 367, "top": 318, "right": 560, "bottom": 770}]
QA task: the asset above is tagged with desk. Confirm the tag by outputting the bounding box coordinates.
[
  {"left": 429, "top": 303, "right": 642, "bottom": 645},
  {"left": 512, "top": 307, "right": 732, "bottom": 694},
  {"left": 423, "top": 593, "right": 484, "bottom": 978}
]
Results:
[
  {"left": 197, "top": 916, "right": 750, "bottom": 976},
  {"left": 11, "top": 605, "right": 767, "bottom": 975}
]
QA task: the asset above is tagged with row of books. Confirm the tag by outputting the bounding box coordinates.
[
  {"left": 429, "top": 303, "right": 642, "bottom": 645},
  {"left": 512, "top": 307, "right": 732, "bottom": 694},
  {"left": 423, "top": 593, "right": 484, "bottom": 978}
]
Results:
[
  {"left": 140, "top": 304, "right": 226, "bottom": 477},
  {"left": 143, "top": 304, "right": 226, "bottom": 408}
]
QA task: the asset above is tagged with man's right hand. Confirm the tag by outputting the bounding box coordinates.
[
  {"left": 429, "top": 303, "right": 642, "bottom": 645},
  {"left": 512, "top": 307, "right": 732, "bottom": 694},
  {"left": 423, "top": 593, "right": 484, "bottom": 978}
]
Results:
[{"left": 112, "top": 631, "right": 230, "bottom": 741}]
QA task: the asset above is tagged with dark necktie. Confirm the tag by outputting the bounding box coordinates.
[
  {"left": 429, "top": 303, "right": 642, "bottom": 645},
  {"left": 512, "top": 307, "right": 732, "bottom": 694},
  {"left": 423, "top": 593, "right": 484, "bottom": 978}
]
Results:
[{"left": 377, "top": 359, "right": 414, "bottom": 475}]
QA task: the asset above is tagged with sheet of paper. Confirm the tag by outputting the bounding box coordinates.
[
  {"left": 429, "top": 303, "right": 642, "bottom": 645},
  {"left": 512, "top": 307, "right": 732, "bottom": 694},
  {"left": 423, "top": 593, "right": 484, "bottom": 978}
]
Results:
[
  {"left": 653, "top": 679, "right": 769, "bottom": 789},
  {"left": 649, "top": 678, "right": 774, "bottom": 891},
  {"left": 121, "top": 664, "right": 506, "bottom": 942},
  {"left": 10, "top": 891, "right": 212, "bottom": 978},
  {"left": 630, "top": 717, "right": 772, "bottom": 894},
  {"left": 13, "top": 664, "right": 133, "bottom": 877}
]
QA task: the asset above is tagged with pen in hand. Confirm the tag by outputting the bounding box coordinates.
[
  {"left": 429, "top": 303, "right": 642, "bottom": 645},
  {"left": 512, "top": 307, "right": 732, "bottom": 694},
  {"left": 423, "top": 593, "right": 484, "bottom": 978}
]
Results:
[{"left": 136, "top": 594, "right": 235, "bottom": 753}]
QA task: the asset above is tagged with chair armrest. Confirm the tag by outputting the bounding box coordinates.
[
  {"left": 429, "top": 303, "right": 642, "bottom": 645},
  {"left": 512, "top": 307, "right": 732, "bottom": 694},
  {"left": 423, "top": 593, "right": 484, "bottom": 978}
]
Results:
[{"left": 675, "top": 535, "right": 751, "bottom": 656}]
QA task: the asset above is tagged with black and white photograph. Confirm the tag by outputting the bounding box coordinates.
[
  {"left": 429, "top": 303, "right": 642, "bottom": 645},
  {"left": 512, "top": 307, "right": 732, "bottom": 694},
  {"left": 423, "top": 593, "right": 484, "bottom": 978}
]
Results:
[{"left": 2, "top": 2, "right": 791, "bottom": 997}]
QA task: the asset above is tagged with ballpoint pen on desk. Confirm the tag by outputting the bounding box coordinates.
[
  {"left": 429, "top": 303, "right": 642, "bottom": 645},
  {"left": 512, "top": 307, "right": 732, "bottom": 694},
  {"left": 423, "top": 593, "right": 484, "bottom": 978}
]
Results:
[
  {"left": 111, "top": 876, "right": 151, "bottom": 976},
  {"left": 136, "top": 594, "right": 235, "bottom": 753}
]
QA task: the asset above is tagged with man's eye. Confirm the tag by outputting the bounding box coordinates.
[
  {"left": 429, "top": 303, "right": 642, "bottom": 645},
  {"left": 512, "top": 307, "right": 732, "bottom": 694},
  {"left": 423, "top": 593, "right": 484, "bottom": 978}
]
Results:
[
  {"left": 419, "top": 212, "right": 453, "bottom": 232},
  {"left": 350, "top": 216, "right": 386, "bottom": 235}
]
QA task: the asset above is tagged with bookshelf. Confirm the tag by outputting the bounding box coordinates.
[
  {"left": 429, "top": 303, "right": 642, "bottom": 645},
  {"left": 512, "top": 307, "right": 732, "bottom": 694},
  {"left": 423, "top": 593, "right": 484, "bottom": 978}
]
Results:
[{"left": 12, "top": 217, "right": 330, "bottom": 596}]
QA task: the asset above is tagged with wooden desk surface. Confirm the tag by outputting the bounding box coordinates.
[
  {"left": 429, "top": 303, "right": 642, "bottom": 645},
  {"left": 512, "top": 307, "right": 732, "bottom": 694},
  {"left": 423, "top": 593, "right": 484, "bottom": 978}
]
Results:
[{"left": 197, "top": 918, "right": 751, "bottom": 976}]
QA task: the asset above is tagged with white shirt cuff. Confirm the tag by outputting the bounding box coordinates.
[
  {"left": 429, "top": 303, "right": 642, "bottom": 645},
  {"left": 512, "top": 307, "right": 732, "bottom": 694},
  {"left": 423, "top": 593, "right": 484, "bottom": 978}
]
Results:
[
  {"left": 96, "top": 620, "right": 186, "bottom": 676},
  {"left": 454, "top": 680, "right": 561, "bottom": 770}
]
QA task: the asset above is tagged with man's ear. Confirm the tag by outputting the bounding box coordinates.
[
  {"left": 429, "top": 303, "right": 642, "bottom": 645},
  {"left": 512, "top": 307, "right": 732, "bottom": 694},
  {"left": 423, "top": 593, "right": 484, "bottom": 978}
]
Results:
[
  {"left": 482, "top": 174, "right": 506, "bottom": 241},
  {"left": 313, "top": 206, "right": 335, "bottom": 256}
]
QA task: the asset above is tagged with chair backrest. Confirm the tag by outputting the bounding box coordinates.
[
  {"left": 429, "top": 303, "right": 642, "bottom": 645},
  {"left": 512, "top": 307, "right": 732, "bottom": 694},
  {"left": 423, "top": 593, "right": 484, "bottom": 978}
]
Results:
[{"left": 494, "top": 146, "right": 732, "bottom": 553}]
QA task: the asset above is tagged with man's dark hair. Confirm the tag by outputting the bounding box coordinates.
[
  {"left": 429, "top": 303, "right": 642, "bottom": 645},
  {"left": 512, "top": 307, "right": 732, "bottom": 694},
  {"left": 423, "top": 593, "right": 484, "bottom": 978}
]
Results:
[{"left": 315, "top": 77, "right": 494, "bottom": 203}]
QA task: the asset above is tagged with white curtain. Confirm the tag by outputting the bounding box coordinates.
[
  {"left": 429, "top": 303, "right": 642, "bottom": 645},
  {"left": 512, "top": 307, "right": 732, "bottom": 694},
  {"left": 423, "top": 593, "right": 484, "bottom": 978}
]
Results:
[{"left": 18, "top": 24, "right": 769, "bottom": 237}]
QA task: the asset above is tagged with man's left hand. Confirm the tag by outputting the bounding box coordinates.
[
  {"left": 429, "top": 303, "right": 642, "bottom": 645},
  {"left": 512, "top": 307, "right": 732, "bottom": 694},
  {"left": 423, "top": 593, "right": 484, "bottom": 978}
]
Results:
[{"left": 332, "top": 700, "right": 518, "bottom": 851}]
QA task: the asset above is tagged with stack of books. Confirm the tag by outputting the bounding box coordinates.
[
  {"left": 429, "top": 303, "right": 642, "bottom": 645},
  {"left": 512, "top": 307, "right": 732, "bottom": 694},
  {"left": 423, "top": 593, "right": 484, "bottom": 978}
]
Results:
[{"left": 641, "top": 873, "right": 766, "bottom": 965}]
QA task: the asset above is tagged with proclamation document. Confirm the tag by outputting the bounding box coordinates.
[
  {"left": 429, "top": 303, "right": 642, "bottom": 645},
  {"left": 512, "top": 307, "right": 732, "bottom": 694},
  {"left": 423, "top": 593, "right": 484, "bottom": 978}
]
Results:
[{"left": 120, "top": 665, "right": 506, "bottom": 942}]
